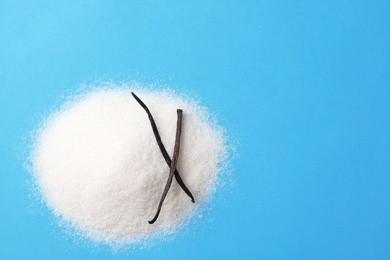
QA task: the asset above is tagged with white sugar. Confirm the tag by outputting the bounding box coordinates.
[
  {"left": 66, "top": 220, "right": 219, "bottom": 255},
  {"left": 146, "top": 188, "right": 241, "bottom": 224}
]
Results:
[{"left": 30, "top": 84, "right": 228, "bottom": 246}]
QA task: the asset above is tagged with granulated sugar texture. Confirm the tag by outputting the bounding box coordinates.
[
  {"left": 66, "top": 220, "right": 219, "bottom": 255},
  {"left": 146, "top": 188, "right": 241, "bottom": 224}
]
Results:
[{"left": 30, "top": 85, "right": 229, "bottom": 246}]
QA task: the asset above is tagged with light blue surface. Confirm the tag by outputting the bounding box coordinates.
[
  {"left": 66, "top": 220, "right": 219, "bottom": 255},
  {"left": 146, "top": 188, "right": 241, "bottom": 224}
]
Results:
[{"left": 1, "top": 1, "right": 390, "bottom": 259}]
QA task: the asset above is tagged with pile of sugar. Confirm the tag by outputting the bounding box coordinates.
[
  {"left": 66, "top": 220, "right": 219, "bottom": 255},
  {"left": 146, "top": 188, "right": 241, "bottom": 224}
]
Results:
[{"left": 30, "top": 86, "right": 227, "bottom": 246}]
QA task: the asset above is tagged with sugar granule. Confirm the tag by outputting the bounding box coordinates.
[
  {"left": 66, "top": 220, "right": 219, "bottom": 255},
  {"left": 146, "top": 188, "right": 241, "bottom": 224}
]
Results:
[{"left": 30, "top": 86, "right": 228, "bottom": 246}]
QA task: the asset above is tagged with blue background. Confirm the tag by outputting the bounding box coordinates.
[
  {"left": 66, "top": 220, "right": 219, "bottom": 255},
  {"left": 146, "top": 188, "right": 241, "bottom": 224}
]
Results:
[{"left": 1, "top": 1, "right": 390, "bottom": 259}]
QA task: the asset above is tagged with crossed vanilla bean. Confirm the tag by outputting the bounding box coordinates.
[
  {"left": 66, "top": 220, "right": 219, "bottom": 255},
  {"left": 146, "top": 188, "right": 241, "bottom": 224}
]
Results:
[
  {"left": 149, "top": 109, "right": 183, "bottom": 224},
  {"left": 131, "top": 92, "right": 195, "bottom": 223}
]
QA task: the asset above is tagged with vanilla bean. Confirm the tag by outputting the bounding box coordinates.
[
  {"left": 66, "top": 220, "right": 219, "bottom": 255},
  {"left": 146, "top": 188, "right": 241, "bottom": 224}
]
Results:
[
  {"left": 149, "top": 109, "right": 183, "bottom": 224},
  {"left": 131, "top": 92, "right": 195, "bottom": 203}
]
